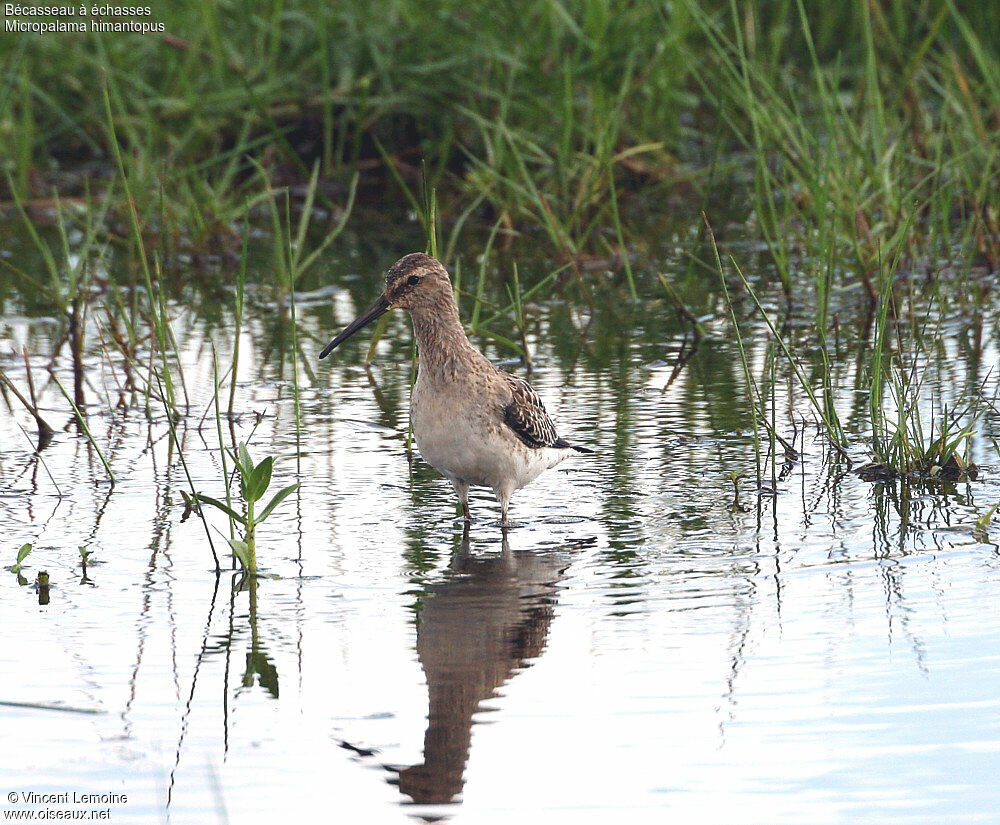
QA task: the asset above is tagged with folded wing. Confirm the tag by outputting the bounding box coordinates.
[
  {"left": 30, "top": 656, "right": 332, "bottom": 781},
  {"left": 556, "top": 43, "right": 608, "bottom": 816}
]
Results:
[{"left": 500, "top": 373, "right": 568, "bottom": 449}]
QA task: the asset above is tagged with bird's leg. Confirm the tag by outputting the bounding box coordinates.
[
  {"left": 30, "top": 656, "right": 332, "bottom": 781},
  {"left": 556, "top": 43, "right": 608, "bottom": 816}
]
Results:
[
  {"left": 451, "top": 478, "right": 471, "bottom": 522},
  {"left": 494, "top": 485, "right": 513, "bottom": 530}
]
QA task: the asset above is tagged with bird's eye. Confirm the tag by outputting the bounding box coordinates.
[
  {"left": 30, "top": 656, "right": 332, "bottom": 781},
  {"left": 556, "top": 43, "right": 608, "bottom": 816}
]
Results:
[{"left": 407, "top": 275, "right": 421, "bottom": 286}]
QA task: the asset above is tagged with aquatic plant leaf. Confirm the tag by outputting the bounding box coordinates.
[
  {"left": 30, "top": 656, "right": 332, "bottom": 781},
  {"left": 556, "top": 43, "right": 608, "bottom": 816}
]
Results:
[
  {"left": 16, "top": 544, "right": 32, "bottom": 565},
  {"left": 246, "top": 456, "right": 274, "bottom": 503},
  {"left": 238, "top": 442, "right": 253, "bottom": 474},
  {"left": 194, "top": 494, "right": 244, "bottom": 525},
  {"left": 255, "top": 483, "right": 299, "bottom": 525},
  {"left": 228, "top": 539, "right": 251, "bottom": 571},
  {"left": 234, "top": 444, "right": 253, "bottom": 500}
]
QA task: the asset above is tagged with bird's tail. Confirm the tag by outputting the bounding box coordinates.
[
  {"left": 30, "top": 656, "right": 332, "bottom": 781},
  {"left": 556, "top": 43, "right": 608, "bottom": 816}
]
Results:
[{"left": 555, "top": 438, "right": 594, "bottom": 454}]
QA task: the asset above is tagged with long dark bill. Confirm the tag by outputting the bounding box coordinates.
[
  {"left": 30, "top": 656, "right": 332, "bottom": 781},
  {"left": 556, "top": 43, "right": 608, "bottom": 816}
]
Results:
[{"left": 318, "top": 294, "right": 391, "bottom": 359}]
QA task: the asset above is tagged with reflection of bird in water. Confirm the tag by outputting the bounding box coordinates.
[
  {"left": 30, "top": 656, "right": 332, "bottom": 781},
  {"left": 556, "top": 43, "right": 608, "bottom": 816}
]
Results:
[
  {"left": 319, "top": 253, "right": 591, "bottom": 525},
  {"left": 393, "top": 534, "right": 572, "bottom": 806}
]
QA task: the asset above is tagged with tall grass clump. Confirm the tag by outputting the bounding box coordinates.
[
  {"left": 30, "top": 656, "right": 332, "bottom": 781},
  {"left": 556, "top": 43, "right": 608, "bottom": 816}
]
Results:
[
  {"left": 685, "top": 0, "right": 998, "bottom": 302},
  {"left": 860, "top": 262, "right": 983, "bottom": 482},
  {"left": 1, "top": 1, "right": 690, "bottom": 260},
  {"left": 3, "top": 0, "right": 995, "bottom": 276}
]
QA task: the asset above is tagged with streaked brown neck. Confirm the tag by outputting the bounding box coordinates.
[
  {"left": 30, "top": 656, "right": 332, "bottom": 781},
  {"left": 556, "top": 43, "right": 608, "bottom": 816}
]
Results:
[{"left": 408, "top": 288, "right": 483, "bottom": 381}]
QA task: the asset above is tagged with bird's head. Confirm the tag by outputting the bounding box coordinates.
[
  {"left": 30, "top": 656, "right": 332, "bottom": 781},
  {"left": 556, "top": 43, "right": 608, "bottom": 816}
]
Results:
[
  {"left": 383, "top": 252, "right": 452, "bottom": 311},
  {"left": 318, "top": 253, "right": 452, "bottom": 359}
]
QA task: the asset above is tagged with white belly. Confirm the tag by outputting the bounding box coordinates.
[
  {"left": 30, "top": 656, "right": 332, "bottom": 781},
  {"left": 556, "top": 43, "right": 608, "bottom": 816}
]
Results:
[{"left": 410, "top": 380, "right": 569, "bottom": 494}]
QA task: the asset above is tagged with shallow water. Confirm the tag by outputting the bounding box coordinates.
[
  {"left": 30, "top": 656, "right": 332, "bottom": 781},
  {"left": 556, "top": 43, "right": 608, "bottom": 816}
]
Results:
[{"left": 2, "top": 224, "right": 999, "bottom": 823}]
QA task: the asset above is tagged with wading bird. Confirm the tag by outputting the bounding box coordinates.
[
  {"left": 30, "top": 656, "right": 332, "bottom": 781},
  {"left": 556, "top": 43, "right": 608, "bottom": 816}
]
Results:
[{"left": 319, "top": 253, "right": 591, "bottom": 526}]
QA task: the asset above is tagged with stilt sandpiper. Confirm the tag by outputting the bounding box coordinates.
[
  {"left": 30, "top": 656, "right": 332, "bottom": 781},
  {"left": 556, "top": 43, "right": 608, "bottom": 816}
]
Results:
[{"left": 319, "top": 253, "right": 591, "bottom": 526}]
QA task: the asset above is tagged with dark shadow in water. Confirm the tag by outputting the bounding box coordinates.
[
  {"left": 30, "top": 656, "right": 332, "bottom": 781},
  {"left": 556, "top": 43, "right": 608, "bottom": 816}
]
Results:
[{"left": 386, "top": 530, "right": 574, "bottom": 808}]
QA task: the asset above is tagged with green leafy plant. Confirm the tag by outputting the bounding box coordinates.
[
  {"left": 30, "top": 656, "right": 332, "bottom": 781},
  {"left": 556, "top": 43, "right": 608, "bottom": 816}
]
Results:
[
  {"left": 194, "top": 443, "right": 298, "bottom": 575},
  {"left": 9, "top": 543, "right": 32, "bottom": 576}
]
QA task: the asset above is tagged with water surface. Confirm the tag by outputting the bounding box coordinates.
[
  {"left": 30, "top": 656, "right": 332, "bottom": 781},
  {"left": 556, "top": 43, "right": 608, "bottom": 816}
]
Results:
[{"left": 2, "top": 219, "right": 999, "bottom": 823}]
